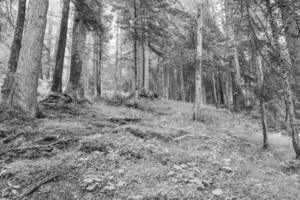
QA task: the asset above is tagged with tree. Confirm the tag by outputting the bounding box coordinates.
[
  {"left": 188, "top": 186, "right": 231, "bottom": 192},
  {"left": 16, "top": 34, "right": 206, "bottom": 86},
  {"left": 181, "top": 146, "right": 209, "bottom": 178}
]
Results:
[
  {"left": 51, "top": 0, "right": 71, "bottom": 93},
  {"left": 1, "top": 0, "right": 26, "bottom": 103},
  {"left": 66, "top": 10, "right": 87, "bottom": 102},
  {"left": 8, "top": 0, "right": 49, "bottom": 118},
  {"left": 224, "top": 0, "right": 245, "bottom": 111},
  {"left": 277, "top": 0, "right": 300, "bottom": 110},
  {"left": 93, "top": 32, "right": 102, "bottom": 98},
  {"left": 257, "top": 54, "right": 268, "bottom": 149},
  {"left": 193, "top": 0, "right": 204, "bottom": 120}
]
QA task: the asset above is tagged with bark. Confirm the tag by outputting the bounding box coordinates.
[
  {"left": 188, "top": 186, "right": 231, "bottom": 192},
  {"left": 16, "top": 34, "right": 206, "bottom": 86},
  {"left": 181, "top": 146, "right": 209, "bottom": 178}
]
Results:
[
  {"left": 144, "top": 44, "right": 150, "bottom": 93},
  {"left": 224, "top": 0, "right": 244, "bottom": 111},
  {"left": 226, "top": 74, "right": 233, "bottom": 110},
  {"left": 45, "top": 19, "right": 53, "bottom": 80},
  {"left": 115, "top": 20, "right": 121, "bottom": 95},
  {"left": 93, "top": 33, "right": 102, "bottom": 98},
  {"left": 51, "top": 0, "right": 71, "bottom": 93},
  {"left": 180, "top": 58, "right": 186, "bottom": 101},
  {"left": 66, "top": 10, "right": 87, "bottom": 102},
  {"left": 282, "top": 66, "right": 300, "bottom": 159},
  {"left": 257, "top": 55, "right": 269, "bottom": 149},
  {"left": 278, "top": 0, "right": 300, "bottom": 108},
  {"left": 166, "top": 65, "right": 170, "bottom": 100},
  {"left": 218, "top": 68, "right": 225, "bottom": 105},
  {"left": 212, "top": 72, "right": 219, "bottom": 109},
  {"left": 133, "top": 0, "right": 138, "bottom": 98},
  {"left": 268, "top": 0, "right": 300, "bottom": 158},
  {"left": 162, "top": 65, "right": 166, "bottom": 98},
  {"left": 8, "top": 0, "right": 49, "bottom": 118},
  {"left": 193, "top": 1, "right": 204, "bottom": 120},
  {"left": 1, "top": 0, "right": 26, "bottom": 103}
]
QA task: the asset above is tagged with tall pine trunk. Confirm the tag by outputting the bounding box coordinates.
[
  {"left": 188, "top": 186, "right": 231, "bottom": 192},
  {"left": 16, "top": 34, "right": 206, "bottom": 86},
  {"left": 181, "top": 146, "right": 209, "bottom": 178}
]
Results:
[
  {"left": 193, "top": 1, "right": 204, "bottom": 120},
  {"left": 51, "top": 0, "right": 71, "bottom": 93},
  {"left": 180, "top": 58, "right": 186, "bottom": 101},
  {"left": 114, "top": 20, "right": 121, "bottom": 95},
  {"left": 257, "top": 55, "right": 268, "bottom": 149},
  {"left": 278, "top": 0, "right": 300, "bottom": 111},
  {"left": 144, "top": 43, "right": 150, "bottom": 93},
  {"left": 45, "top": 19, "right": 53, "bottom": 80},
  {"left": 8, "top": 0, "right": 49, "bottom": 118},
  {"left": 268, "top": 0, "right": 300, "bottom": 158},
  {"left": 93, "top": 33, "right": 102, "bottom": 98},
  {"left": 66, "top": 10, "right": 87, "bottom": 102},
  {"left": 224, "top": 0, "right": 244, "bottom": 111},
  {"left": 133, "top": 0, "right": 138, "bottom": 98},
  {"left": 1, "top": 0, "right": 26, "bottom": 103}
]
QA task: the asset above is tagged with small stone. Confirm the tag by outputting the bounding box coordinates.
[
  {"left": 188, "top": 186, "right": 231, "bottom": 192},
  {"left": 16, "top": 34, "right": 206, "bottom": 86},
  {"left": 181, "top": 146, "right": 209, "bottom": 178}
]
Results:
[
  {"left": 221, "top": 166, "right": 233, "bottom": 173},
  {"left": 180, "top": 164, "right": 188, "bottom": 169},
  {"left": 83, "top": 178, "right": 95, "bottom": 184},
  {"left": 103, "top": 184, "right": 116, "bottom": 191},
  {"left": 174, "top": 165, "right": 182, "bottom": 170},
  {"left": 116, "top": 181, "right": 126, "bottom": 188},
  {"left": 212, "top": 189, "right": 223, "bottom": 196},
  {"left": 167, "top": 171, "right": 176, "bottom": 177},
  {"left": 11, "top": 189, "right": 18, "bottom": 195},
  {"left": 128, "top": 195, "right": 143, "bottom": 200},
  {"left": 86, "top": 183, "right": 98, "bottom": 191}
]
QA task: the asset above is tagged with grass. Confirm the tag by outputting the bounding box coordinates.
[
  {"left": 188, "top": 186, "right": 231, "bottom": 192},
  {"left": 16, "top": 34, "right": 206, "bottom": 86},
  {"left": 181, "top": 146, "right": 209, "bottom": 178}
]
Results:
[{"left": 0, "top": 99, "right": 299, "bottom": 200}]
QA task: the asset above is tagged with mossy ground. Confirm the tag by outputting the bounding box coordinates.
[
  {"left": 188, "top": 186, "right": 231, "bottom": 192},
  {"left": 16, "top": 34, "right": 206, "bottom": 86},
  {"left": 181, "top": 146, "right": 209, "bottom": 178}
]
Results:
[{"left": 0, "top": 99, "right": 299, "bottom": 200}]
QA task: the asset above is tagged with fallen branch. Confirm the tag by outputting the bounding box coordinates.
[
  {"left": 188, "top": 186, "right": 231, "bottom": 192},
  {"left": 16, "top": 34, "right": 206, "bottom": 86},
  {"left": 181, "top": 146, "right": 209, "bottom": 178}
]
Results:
[{"left": 22, "top": 174, "right": 61, "bottom": 197}]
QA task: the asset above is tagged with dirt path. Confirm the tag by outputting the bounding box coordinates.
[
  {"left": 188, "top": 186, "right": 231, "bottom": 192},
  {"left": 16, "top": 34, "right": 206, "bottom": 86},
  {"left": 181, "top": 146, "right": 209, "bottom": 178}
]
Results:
[{"left": 0, "top": 99, "right": 299, "bottom": 200}]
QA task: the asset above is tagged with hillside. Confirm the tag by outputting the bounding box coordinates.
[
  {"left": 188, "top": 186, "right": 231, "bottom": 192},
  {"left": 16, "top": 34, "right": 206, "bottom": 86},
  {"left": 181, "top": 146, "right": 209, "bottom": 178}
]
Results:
[{"left": 0, "top": 99, "right": 299, "bottom": 200}]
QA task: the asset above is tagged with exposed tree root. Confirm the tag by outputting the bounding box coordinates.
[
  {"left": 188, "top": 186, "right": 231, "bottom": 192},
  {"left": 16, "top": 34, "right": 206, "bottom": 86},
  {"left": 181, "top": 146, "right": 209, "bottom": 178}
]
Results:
[{"left": 22, "top": 174, "right": 61, "bottom": 197}]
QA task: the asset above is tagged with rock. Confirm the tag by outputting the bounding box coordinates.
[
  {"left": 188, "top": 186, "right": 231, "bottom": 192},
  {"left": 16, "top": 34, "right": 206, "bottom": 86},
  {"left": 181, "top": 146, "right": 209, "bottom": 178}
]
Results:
[
  {"left": 190, "top": 178, "right": 205, "bottom": 190},
  {"left": 103, "top": 184, "right": 116, "bottom": 191},
  {"left": 86, "top": 183, "right": 98, "bottom": 191},
  {"left": 83, "top": 178, "right": 95, "bottom": 184},
  {"left": 220, "top": 166, "right": 233, "bottom": 173},
  {"left": 174, "top": 165, "right": 182, "bottom": 170},
  {"left": 212, "top": 189, "right": 223, "bottom": 196},
  {"left": 116, "top": 181, "right": 127, "bottom": 188},
  {"left": 128, "top": 195, "right": 143, "bottom": 200},
  {"left": 167, "top": 171, "right": 176, "bottom": 177}
]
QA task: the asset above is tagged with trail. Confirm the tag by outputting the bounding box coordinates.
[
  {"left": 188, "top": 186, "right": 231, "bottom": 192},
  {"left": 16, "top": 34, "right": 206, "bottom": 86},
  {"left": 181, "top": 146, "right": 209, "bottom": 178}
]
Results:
[{"left": 0, "top": 99, "right": 299, "bottom": 200}]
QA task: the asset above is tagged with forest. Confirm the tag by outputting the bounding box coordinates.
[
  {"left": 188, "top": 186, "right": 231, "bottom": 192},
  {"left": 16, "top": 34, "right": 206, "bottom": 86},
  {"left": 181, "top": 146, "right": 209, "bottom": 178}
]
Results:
[{"left": 0, "top": 0, "right": 300, "bottom": 199}]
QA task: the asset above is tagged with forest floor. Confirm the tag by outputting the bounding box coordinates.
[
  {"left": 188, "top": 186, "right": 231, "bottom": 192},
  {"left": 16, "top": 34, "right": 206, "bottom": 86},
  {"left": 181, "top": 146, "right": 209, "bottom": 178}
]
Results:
[{"left": 0, "top": 98, "right": 300, "bottom": 200}]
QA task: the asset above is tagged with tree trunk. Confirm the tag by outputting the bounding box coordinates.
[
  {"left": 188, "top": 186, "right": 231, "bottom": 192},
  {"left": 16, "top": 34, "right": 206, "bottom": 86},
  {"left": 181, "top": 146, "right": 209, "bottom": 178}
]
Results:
[
  {"left": 224, "top": 0, "right": 244, "bottom": 111},
  {"left": 268, "top": 0, "right": 300, "bottom": 158},
  {"left": 218, "top": 68, "right": 225, "bottom": 105},
  {"left": 180, "top": 59, "right": 186, "bottom": 101},
  {"left": 278, "top": 0, "right": 300, "bottom": 112},
  {"left": 93, "top": 33, "right": 102, "bottom": 98},
  {"left": 45, "top": 19, "right": 53, "bottom": 80},
  {"left": 193, "top": 1, "right": 204, "bottom": 120},
  {"left": 166, "top": 65, "right": 170, "bottom": 100},
  {"left": 133, "top": 0, "right": 138, "bottom": 98},
  {"left": 212, "top": 72, "right": 219, "bottom": 109},
  {"left": 51, "top": 0, "right": 71, "bottom": 93},
  {"left": 257, "top": 55, "right": 269, "bottom": 149},
  {"left": 115, "top": 19, "right": 121, "bottom": 95},
  {"left": 66, "top": 10, "right": 87, "bottom": 102},
  {"left": 1, "top": 0, "right": 26, "bottom": 103},
  {"left": 144, "top": 44, "right": 150, "bottom": 93},
  {"left": 8, "top": 0, "right": 48, "bottom": 118}
]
